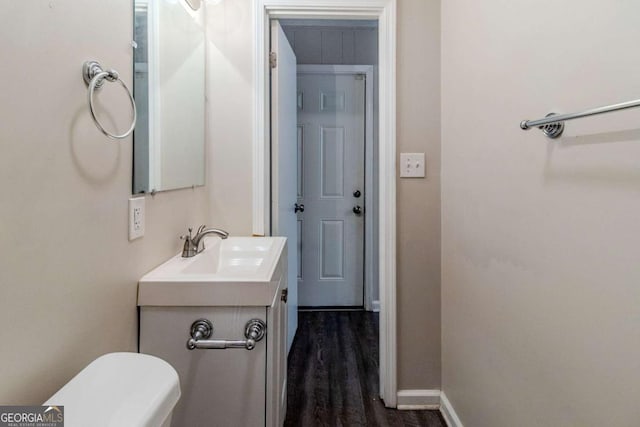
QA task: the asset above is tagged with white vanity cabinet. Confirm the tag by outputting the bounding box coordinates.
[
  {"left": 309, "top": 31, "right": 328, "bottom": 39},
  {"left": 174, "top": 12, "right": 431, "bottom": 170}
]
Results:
[{"left": 137, "top": 238, "right": 288, "bottom": 427}]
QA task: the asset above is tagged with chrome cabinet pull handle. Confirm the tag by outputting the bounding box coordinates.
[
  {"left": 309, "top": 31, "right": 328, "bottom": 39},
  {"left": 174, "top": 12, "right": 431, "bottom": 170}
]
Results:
[{"left": 186, "top": 319, "right": 266, "bottom": 351}]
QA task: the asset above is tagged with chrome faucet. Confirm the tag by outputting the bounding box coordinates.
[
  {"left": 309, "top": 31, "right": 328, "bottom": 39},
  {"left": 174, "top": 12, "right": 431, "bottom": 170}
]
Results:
[{"left": 181, "top": 225, "right": 229, "bottom": 258}]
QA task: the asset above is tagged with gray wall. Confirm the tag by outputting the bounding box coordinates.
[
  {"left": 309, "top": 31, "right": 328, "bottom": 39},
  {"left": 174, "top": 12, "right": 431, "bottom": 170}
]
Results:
[
  {"left": 0, "top": 1, "right": 208, "bottom": 403},
  {"left": 281, "top": 24, "right": 377, "bottom": 65},
  {"left": 397, "top": 0, "right": 442, "bottom": 391},
  {"left": 442, "top": 0, "right": 640, "bottom": 425},
  {"left": 204, "top": 2, "right": 255, "bottom": 235}
]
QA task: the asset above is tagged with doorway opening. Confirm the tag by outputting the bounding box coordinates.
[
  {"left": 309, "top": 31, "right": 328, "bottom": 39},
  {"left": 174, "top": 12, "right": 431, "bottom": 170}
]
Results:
[
  {"left": 289, "top": 20, "right": 379, "bottom": 312},
  {"left": 253, "top": 0, "right": 397, "bottom": 408}
]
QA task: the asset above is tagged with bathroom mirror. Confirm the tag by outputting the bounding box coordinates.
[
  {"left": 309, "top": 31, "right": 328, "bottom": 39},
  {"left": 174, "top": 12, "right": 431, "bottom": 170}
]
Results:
[{"left": 133, "top": 0, "right": 205, "bottom": 194}]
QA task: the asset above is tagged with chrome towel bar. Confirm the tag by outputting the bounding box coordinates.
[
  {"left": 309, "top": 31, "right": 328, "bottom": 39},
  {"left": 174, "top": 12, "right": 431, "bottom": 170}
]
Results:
[
  {"left": 520, "top": 98, "right": 640, "bottom": 138},
  {"left": 186, "top": 319, "right": 267, "bottom": 351},
  {"left": 82, "top": 60, "right": 137, "bottom": 140}
]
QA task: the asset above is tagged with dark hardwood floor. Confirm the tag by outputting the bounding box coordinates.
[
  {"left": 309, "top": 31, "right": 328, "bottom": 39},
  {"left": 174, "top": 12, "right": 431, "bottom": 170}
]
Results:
[{"left": 285, "top": 311, "right": 446, "bottom": 427}]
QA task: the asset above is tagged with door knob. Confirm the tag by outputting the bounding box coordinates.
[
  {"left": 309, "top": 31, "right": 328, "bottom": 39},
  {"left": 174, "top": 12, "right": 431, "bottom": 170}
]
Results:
[
  {"left": 294, "top": 203, "right": 305, "bottom": 213},
  {"left": 353, "top": 205, "right": 362, "bottom": 215},
  {"left": 353, "top": 190, "right": 361, "bottom": 198}
]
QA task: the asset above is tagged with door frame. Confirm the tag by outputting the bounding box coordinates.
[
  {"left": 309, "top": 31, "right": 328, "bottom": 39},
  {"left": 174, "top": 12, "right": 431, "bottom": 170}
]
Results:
[
  {"left": 251, "top": 0, "right": 397, "bottom": 407},
  {"left": 296, "top": 64, "right": 376, "bottom": 311}
]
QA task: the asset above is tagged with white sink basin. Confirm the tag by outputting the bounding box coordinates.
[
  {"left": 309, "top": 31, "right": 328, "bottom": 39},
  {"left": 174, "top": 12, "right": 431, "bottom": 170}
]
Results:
[{"left": 138, "top": 236, "right": 286, "bottom": 307}]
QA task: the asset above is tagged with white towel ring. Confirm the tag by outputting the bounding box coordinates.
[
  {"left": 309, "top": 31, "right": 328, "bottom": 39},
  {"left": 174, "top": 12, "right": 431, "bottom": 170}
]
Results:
[{"left": 82, "top": 60, "right": 137, "bottom": 140}]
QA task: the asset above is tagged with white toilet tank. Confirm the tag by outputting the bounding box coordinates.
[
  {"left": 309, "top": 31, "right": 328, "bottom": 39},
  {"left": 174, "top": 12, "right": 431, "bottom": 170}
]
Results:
[{"left": 44, "top": 352, "right": 180, "bottom": 427}]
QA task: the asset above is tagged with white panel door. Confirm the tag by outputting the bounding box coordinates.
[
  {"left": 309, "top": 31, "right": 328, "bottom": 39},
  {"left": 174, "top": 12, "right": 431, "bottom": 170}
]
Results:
[
  {"left": 297, "top": 73, "right": 365, "bottom": 307},
  {"left": 270, "top": 20, "right": 297, "bottom": 352}
]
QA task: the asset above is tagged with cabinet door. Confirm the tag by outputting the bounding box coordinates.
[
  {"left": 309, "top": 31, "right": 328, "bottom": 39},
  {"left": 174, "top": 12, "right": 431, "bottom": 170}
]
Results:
[
  {"left": 266, "top": 283, "right": 287, "bottom": 427},
  {"left": 140, "top": 306, "right": 267, "bottom": 427}
]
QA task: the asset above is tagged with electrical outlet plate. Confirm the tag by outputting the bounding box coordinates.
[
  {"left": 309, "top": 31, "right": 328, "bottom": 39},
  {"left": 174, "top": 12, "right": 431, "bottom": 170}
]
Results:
[
  {"left": 400, "top": 153, "right": 425, "bottom": 178},
  {"left": 129, "top": 197, "right": 145, "bottom": 240}
]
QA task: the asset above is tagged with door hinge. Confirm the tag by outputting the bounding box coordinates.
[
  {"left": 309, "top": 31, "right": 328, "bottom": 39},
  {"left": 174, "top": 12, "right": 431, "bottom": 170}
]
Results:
[{"left": 269, "top": 52, "right": 277, "bottom": 68}]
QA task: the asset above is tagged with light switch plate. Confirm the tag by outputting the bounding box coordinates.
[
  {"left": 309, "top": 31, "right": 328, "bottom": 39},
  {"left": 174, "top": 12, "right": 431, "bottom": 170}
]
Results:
[
  {"left": 400, "top": 153, "right": 425, "bottom": 178},
  {"left": 129, "top": 197, "right": 145, "bottom": 240}
]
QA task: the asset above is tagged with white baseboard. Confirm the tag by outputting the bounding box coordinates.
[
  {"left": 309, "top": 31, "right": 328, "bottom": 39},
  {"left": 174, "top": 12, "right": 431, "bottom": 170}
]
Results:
[
  {"left": 395, "top": 389, "right": 463, "bottom": 427},
  {"left": 372, "top": 300, "right": 380, "bottom": 312},
  {"left": 439, "top": 392, "right": 464, "bottom": 427},
  {"left": 396, "top": 389, "right": 441, "bottom": 410}
]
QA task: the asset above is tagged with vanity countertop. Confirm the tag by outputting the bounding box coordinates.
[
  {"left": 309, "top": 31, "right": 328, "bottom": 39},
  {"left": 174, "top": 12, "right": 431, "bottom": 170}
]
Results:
[{"left": 137, "top": 236, "right": 286, "bottom": 307}]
